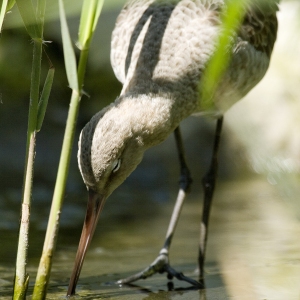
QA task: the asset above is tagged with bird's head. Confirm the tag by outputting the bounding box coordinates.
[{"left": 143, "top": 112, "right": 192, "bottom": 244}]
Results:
[
  {"left": 67, "top": 100, "right": 149, "bottom": 295},
  {"left": 78, "top": 103, "right": 146, "bottom": 196}
]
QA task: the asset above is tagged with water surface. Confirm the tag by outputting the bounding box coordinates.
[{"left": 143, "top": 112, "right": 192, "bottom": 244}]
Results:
[{"left": 1, "top": 175, "right": 299, "bottom": 299}]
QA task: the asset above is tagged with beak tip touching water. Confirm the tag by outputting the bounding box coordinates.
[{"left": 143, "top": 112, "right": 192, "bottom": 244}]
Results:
[{"left": 67, "top": 190, "right": 106, "bottom": 296}]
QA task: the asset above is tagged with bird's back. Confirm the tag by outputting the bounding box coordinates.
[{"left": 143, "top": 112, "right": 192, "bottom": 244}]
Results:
[{"left": 111, "top": 0, "right": 278, "bottom": 115}]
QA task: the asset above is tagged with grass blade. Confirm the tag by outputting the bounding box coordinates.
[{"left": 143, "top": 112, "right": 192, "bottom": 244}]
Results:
[
  {"left": 200, "top": 0, "right": 248, "bottom": 110},
  {"left": 5, "top": 0, "right": 15, "bottom": 10},
  {"left": 36, "top": 66, "right": 55, "bottom": 132},
  {"left": 16, "top": 0, "right": 40, "bottom": 39},
  {"left": 0, "top": 0, "right": 15, "bottom": 31},
  {"left": 92, "top": 0, "right": 104, "bottom": 32},
  {"left": 78, "top": 0, "right": 104, "bottom": 49},
  {"left": 58, "top": 0, "right": 78, "bottom": 91},
  {"left": 0, "top": 0, "right": 8, "bottom": 32}
]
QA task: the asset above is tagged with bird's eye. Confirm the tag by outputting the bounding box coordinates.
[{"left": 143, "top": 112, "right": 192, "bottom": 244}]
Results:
[{"left": 112, "top": 159, "right": 121, "bottom": 173}]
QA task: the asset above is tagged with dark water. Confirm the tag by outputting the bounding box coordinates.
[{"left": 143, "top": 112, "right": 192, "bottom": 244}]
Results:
[{"left": 1, "top": 171, "right": 299, "bottom": 299}]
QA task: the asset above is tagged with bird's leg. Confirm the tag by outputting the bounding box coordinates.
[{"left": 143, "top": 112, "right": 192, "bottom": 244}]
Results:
[
  {"left": 198, "top": 116, "right": 223, "bottom": 280},
  {"left": 118, "top": 127, "right": 201, "bottom": 287},
  {"left": 161, "top": 126, "right": 193, "bottom": 256}
]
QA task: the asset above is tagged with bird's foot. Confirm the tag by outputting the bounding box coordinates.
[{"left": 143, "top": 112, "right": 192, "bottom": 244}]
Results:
[{"left": 117, "top": 250, "right": 202, "bottom": 288}]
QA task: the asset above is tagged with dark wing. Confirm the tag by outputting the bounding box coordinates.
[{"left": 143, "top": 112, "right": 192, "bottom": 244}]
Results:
[{"left": 240, "top": 0, "right": 279, "bottom": 57}]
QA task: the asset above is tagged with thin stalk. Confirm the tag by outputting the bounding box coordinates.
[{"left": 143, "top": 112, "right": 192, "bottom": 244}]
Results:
[
  {"left": 32, "top": 50, "right": 88, "bottom": 300},
  {"left": 13, "top": 38, "right": 43, "bottom": 300}
]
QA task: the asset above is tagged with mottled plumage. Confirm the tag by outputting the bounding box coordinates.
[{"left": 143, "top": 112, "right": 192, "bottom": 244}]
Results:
[
  {"left": 69, "top": 0, "right": 279, "bottom": 295},
  {"left": 79, "top": 0, "right": 278, "bottom": 193}
]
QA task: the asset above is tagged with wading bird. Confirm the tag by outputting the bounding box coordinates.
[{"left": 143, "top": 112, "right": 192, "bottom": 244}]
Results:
[{"left": 67, "top": 0, "right": 279, "bottom": 295}]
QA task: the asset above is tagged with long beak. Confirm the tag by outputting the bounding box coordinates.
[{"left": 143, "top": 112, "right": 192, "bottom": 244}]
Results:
[{"left": 67, "top": 189, "right": 106, "bottom": 296}]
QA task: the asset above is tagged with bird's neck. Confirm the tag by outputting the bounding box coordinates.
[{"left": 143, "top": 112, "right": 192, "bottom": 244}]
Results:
[{"left": 115, "top": 92, "right": 195, "bottom": 148}]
